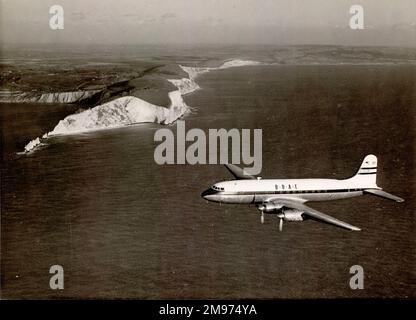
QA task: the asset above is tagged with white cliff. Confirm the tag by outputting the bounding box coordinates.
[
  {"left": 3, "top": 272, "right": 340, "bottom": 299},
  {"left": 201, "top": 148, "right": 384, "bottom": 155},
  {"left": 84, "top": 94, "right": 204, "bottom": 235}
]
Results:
[
  {"left": 1, "top": 90, "right": 101, "bottom": 104},
  {"left": 23, "top": 59, "right": 264, "bottom": 153}
]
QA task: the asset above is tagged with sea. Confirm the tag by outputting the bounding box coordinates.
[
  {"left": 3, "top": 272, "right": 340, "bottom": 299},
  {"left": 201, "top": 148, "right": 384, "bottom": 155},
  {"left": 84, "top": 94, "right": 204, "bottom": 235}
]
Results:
[{"left": 1, "top": 56, "right": 415, "bottom": 298}]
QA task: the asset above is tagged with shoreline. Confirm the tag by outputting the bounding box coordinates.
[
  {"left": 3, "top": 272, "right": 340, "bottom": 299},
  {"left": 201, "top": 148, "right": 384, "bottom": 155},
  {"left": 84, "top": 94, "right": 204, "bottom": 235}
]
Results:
[{"left": 21, "top": 59, "right": 264, "bottom": 153}]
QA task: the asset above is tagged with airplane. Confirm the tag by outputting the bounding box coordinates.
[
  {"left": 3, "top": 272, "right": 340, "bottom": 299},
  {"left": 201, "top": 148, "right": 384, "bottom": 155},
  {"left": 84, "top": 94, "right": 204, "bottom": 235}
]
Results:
[{"left": 201, "top": 154, "right": 404, "bottom": 231}]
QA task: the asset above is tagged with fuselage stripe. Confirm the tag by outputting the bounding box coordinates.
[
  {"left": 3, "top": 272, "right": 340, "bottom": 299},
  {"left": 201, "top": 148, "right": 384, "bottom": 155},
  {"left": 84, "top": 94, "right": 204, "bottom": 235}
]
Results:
[{"left": 215, "top": 188, "right": 367, "bottom": 196}]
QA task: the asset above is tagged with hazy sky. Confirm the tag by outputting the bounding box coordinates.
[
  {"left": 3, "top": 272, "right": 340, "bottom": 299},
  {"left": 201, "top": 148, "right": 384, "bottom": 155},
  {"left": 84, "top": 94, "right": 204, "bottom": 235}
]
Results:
[{"left": 1, "top": 0, "right": 415, "bottom": 46}]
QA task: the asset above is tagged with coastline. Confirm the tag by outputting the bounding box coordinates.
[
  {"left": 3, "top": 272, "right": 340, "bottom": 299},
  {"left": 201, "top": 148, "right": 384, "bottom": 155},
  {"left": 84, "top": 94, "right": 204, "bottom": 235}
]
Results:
[{"left": 21, "top": 59, "right": 264, "bottom": 153}]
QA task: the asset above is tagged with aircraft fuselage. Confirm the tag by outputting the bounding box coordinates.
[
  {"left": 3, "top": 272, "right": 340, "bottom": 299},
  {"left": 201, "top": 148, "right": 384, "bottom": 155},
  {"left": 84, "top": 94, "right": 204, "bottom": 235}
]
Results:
[{"left": 201, "top": 178, "right": 379, "bottom": 204}]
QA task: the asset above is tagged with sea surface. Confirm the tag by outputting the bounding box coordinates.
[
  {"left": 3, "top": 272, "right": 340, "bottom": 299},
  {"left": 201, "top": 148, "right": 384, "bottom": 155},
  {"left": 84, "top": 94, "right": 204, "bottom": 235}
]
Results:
[{"left": 1, "top": 64, "right": 415, "bottom": 299}]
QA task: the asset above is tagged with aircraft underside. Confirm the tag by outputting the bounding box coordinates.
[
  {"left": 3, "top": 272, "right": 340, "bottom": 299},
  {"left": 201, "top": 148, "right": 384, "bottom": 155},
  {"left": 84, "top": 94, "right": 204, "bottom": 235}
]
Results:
[{"left": 214, "top": 191, "right": 364, "bottom": 204}]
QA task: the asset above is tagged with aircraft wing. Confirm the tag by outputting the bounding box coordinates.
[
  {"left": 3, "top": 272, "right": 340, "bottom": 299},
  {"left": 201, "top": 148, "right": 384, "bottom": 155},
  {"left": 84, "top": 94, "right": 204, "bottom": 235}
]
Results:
[
  {"left": 270, "top": 199, "right": 361, "bottom": 231},
  {"left": 224, "top": 164, "right": 257, "bottom": 180}
]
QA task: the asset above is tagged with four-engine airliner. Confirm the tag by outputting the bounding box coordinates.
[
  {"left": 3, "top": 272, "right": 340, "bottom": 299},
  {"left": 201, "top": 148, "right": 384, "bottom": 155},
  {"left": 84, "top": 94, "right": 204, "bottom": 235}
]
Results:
[{"left": 201, "top": 155, "right": 404, "bottom": 231}]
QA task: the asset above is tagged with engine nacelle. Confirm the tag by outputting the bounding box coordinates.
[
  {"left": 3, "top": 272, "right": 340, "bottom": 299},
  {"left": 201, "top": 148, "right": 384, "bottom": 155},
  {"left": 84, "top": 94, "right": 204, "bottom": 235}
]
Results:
[
  {"left": 283, "top": 209, "right": 304, "bottom": 222},
  {"left": 258, "top": 203, "right": 283, "bottom": 213}
]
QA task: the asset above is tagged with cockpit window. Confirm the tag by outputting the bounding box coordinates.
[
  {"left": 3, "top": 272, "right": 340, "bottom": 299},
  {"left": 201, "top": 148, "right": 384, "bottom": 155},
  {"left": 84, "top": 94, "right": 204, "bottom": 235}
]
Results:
[{"left": 212, "top": 186, "right": 224, "bottom": 191}]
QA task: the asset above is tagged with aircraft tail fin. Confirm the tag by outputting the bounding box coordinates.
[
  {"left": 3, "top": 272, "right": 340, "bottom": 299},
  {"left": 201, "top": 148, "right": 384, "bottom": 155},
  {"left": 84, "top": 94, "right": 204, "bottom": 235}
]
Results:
[
  {"left": 348, "top": 154, "right": 378, "bottom": 186},
  {"left": 350, "top": 155, "right": 404, "bottom": 202}
]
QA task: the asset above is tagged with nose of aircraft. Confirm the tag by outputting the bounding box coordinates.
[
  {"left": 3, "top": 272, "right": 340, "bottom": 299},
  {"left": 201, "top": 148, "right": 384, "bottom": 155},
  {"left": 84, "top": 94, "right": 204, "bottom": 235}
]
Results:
[{"left": 201, "top": 188, "right": 215, "bottom": 199}]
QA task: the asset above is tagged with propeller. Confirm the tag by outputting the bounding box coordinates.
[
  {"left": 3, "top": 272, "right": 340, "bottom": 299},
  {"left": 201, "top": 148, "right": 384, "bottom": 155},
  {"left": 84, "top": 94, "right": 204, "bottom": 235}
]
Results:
[
  {"left": 257, "top": 204, "right": 265, "bottom": 224},
  {"left": 277, "top": 213, "right": 284, "bottom": 231}
]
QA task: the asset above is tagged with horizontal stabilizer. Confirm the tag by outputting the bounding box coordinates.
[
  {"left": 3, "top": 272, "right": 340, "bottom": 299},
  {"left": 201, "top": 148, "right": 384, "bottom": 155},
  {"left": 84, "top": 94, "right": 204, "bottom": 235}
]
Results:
[
  {"left": 224, "top": 164, "right": 256, "bottom": 180},
  {"left": 364, "top": 189, "right": 404, "bottom": 203}
]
